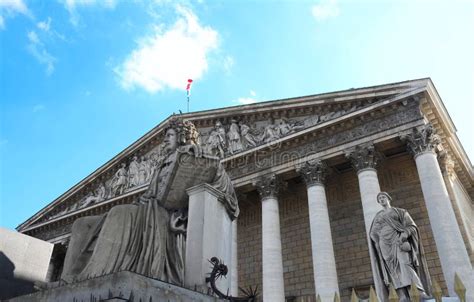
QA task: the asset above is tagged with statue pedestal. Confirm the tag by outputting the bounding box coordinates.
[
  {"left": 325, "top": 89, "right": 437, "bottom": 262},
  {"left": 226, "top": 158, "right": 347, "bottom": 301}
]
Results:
[
  {"left": 8, "top": 271, "right": 220, "bottom": 302},
  {"left": 185, "top": 184, "right": 234, "bottom": 293}
]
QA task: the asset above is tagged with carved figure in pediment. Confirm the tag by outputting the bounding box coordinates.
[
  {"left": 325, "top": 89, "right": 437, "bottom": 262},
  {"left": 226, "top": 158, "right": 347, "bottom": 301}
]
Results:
[
  {"left": 50, "top": 205, "right": 69, "bottom": 220},
  {"left": 227, "top": 119, "right": 243, "bottom": 154},
  {"left": 111, "top": 163, "right": 128, "bottom": 196},
  {"left": 96, "top": 183, "right": 106, "bottom": 202},
  {"left": 138, "top": 156, "right": 149, "bottom": 185},
  {"left": 78, "top": 191, "right": 100, "bottom": 209},
  {"left": 277, "top": 117, "right": 305, "bottom": 136},
  {"left": 239, "top": 121, "right": 257, "bottom": 149},
  {"left": 261, "top": 117, "right": 280, "bottom": 143},
  {"left": 60, "top": 118, "right": 239, "bottom": 287},
  {"left": 206, "top": 120, "right": 227, "bottom": 158},
  {"left": 215, "top": 120, "right": 227, "bottom": 149},
  {"left": 303, "top": 115, "right": 320, "bottom": 127},
  {"left": 128, "top": 156, "right": 140, "bottom": 188}
]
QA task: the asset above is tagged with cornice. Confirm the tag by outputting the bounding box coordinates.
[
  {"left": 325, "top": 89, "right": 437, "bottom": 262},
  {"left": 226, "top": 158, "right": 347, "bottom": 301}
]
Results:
[{"left": 420, "top": 80, "right": 473, "bottom": 196}]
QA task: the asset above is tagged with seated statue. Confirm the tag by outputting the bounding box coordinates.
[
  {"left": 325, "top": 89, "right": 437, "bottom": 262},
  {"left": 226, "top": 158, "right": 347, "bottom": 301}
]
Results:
[
  {"left": 60, "top": 118, "right": 239, "bottom": 286},
  {"left": 369, "top": 192, "right": 431, "bottom": 302}
]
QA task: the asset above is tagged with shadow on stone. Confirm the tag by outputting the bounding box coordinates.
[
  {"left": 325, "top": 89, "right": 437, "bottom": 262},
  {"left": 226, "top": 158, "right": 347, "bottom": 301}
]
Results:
[{"left": 0, "top": 252, "right": 36, "bottom": 300}]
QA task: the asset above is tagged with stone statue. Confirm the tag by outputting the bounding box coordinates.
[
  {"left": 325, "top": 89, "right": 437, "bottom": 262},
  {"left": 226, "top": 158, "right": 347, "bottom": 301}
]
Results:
[
  {"left": 60, "top": 118, "right": 239, "bottom": 286},
  {"left": 227, "top": 119, "right": 243, "bottom": 154},
  {"left": 138, "top": 156, "right": 148, "bottom": 185},
  {"left": 78, "top": 192, "right": 99, "bottom": 209},
  {"left": 277, "top": 117, "right": 304, "bottom": 136},
  {"left": 369, "top": 192, "right": 431, "bottom": 302},
  {"left": 96, "top": 183, "right": 106, "bottom": 202},
  {"left": 239, "top": 121, "right": 257, "bottom": 149},
  {"left": 128, "top": 156, "right": 140, "bottom": 188},
  {"left": 205, "top": 121, "right": 227, "bottom": 158},
  {"left": 111, "top": 163, "right": 127, "bottom": 196},
  {"left": 215, "top": 120, "right": 227, "bottom": 150},
  {"left": 261, "top": 117, "right": 280, "bottom": 143}
]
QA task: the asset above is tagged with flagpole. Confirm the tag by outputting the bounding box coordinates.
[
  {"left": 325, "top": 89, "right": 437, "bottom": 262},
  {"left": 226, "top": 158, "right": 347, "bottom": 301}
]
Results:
[{"left": 186, "top": 79, "right": 193, "bottom": 114}]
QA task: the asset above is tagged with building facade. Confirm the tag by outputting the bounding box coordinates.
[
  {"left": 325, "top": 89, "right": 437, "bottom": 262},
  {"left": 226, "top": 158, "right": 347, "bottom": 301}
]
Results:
[{"left": 17, "top": 78, "right": 473, "bottom": 301}]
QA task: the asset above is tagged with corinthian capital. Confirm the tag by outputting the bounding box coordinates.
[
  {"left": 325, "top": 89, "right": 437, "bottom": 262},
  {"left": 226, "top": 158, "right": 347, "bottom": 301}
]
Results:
[
  {"left": 297, "top": 159, "right": 328, "bottom": 187},
  {"left": 253, "top": 174, "right": 286, "bottom": 200},
  {"left": 401, "top": 124, "right": 440, "bottom": 156},
  {"left": 345, "top": 143, "right": 381, "bottom": 172}
]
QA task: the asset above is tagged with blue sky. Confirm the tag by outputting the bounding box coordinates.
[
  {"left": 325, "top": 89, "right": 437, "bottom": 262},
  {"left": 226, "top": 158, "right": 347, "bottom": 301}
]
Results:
[{"left": 1, "top": 0, "right": 473, "bottom": 230}]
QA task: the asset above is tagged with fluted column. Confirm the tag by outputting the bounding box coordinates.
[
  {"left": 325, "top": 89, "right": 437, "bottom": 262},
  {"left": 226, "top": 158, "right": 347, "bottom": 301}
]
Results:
[
  {"left": 254, "top": 174, "right": 286, "bottom": 302},
  {"left": 404, "top": 125, "right": 474, "bottom": 298},
  {"left": 346, "top": 143, "right": 384, "bottom": 299},
  {"left": 298, "top": 160, "right": 339, "bottom": 301}
]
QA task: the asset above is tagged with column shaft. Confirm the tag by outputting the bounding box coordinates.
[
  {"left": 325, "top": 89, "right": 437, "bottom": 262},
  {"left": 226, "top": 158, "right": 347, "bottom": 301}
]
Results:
[
  {"left": 356, "top": 168, "right": 384, "bottom": 298},
  {"left": 415, "top": 152, "right": 474, "bottom": 298},
  {"left": 230, "top": 220, "right": 238, "bottom": 296},
  {"left": 307, "top": 183, "right": 339, "bottom": 301},
  {"left": 261, "top": 196, "right": 285, "bottom": 302},
  {"left": 357, "top": 168, "right": 382, "bottom": 233}
]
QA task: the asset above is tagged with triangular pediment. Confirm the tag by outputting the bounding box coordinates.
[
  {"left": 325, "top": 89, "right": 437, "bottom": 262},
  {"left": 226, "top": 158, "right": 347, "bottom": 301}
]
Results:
[{"left": 22, "top": 78, "right": 472, "bottom": 236}]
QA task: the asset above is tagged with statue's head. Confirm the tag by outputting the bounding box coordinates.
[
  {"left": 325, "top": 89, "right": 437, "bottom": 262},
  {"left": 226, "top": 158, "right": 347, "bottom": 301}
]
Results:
[
  {"left": 376, "top": 191, "right": 392, "bottom": 208},
  {"left": 163, "top": 128, "right": 179, "bottom": 154},
  {"left": 163, "top": 117, "right": 200, "bottom": 153}
]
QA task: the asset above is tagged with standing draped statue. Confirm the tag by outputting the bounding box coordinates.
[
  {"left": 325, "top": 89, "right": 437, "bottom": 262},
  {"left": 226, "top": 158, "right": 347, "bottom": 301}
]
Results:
[
  {"left": 239, "top": 121, "right": 257, "bottom": 149},
  {"left": 227, "top": 119, "right": 243, "bottom": 154},
  {"left": 60, "top": 118, "right": 239, "bottom": 286},
  {"left": 369, "top": 192, "right": 431, "bottom": 302},
  {"left": 128, "top": 156, "right": 140, "bottom": 188}
]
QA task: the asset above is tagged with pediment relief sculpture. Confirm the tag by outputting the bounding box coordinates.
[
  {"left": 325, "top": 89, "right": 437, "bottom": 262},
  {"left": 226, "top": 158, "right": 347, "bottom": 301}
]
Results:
[
  {"left": 199, "top": 102, "right": 361, "bottom": 158},
  {"left": 41, "top": 99, "right": 368, "bottom": 223}
]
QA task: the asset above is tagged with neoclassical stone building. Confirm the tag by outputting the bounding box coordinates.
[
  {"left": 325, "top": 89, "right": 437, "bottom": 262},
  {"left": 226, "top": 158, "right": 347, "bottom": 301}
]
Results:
[{"left": 17, "top": 78, "right": 473, "bottom": 301}]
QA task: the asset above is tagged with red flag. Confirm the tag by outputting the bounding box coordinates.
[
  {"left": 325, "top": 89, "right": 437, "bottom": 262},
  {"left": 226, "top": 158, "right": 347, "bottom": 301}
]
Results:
[{"left": 186, "top": 79, "right": 193, "bottom": 96}]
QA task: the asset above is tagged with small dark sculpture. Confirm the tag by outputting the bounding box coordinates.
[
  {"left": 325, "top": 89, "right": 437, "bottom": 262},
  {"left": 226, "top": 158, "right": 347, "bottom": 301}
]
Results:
[{"left": 206, "top": 257, "right": 258, "bottom": 302}]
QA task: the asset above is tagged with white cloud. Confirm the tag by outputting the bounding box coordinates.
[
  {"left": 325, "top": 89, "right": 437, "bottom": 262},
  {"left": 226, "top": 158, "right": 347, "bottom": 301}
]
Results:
[
  {"left": 27, "top": 30, "right": 57, "bottom": 75},
  {"left": 64, "top": 0, "right": 117, "bottom": 26},
  {"left": 37, "top": 17, "right": 51, "bottom": 32},
  {"left": 27, "top": 30, "right": 39, "bottom": 43},
  {"left": 115, "top": 5, "right": 219, "bottom": 94},
  {"left": 234, "top": 90, "right": 259, "bottom": 105},
  {"left": 0, "top": 0, "right": 30, "bottom": 29},
  {"left": 235, "top": 97, "right": 258, "bottom": 105},
  {"left": 311, "top": 0, "right": 339, "bottom": 22}
]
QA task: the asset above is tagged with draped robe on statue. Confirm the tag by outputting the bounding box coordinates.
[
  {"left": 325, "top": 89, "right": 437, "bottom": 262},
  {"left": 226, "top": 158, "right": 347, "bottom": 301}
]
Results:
[
  {"left": 61, "top": 148, "right": 239, "bottom": 285},
  {"left": 369, "top": 207, "right": 431, "bottom": 299}
]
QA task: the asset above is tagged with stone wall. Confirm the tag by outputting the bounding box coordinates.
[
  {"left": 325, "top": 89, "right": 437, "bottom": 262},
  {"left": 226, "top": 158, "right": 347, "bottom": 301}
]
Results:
[{"left": 237, "top": 154, "right": 451, "bottom": 301}]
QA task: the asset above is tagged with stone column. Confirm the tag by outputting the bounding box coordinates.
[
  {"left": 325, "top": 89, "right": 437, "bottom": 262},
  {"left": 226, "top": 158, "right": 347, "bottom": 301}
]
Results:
[
  {"left": 254, "top": 174, "right": 286, "bottom": 302},
  {"left": 185, "top": 183, "right": 234, "bottom": 292},
  {"left": 230, "top": 220, "right": 238, "bottom": 296},
  {"left": 404, "top": 125, "right": 474, "bottom": 298},
  {"left": 298, "top": 160, "right": 339, "bottom": 301},
  {"left": 346, "top": 143, "right": 385, "bottom": 299}
]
